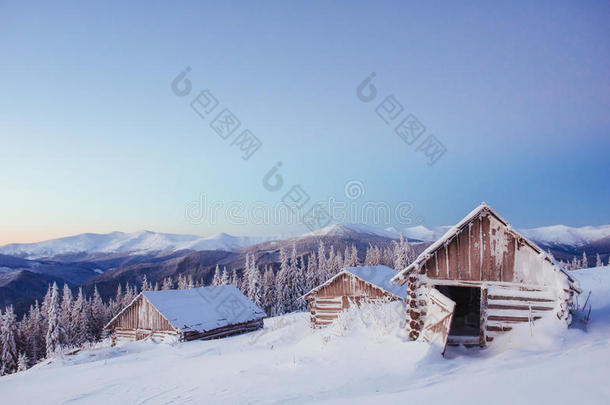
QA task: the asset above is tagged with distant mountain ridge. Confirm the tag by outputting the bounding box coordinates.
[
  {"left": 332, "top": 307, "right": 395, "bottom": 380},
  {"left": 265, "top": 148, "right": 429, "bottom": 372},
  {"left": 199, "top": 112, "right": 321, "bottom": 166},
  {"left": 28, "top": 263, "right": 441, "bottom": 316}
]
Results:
[
  {"left": 0, "top": 231, "right": 281, "bottom": 259},
  {"left": 2, "top": 223, "right": 609, "bottom": 260}
]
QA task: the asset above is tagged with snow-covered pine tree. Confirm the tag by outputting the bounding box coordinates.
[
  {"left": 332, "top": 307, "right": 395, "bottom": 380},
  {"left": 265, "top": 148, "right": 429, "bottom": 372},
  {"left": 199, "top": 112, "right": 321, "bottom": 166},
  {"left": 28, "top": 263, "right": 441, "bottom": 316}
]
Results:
[
  {"left": 247, "top": 261, "right": 263, "bottom": 309},
  {"left": 45, "top": 282, "right": 63, "bottom": 357},
  {"left": 364, "top": 244, "right": 373, "bottom": 266},
  {"left": 242, "top": 254, "right": 252, "bottom": 296},
  {"left": 141, "top": 275, "right": 151, "bottom": 292},
  {"left": 262, "top": 266, "right": 276, "bottom": 316},
  {"left": 187, "top": 274, "right": 195, "bottom": 289},
  {"left": 0, "top": 306, "right": 18, "bottom": 375},
  {"left": 351, "top": 244, "right": 359, "bottom": 266},
  {"left": 71, "top": 288, "right": 89, "bottom": 347},
  {"left": 393, "top": 233, "right": 409, "bottom": 271},
  {"left": 305, "top": 253, "right": 318, "bottom": 292},
  {"left": 295, "top": 256, "right": 307, "bottom": 311},
  {"left": 212, "top": 265, "right": 222, "bottom": 286},
  {"left": 596, "top": 253, "right": 603, "bottom": 268},
  {"left": 275, "top": 247, "right": 289, "bottom": 315},
  {"left": 177, "top": 275, "right": 188, "bottom": 290},
  {"left": 60, "top": 284, "right": 74, "bottom": 347},
  {"left": 161, "top": 277, "right": 173, "bottom": 290},
  {"left": 89, "top": 286, "right": 107, "bottom": 341},
  {"left": 25, "top": 301, "right": 44, "bottom": 361},
  {"left": 17, "top": 352, "right": 28, "bottom": 372},
  {"left": 327, "top": 245, "right": 336, "bottom": 277},
  {"left": 317, "top": 241, "right": 327, "bottom": 276},
  {"left": 344, "top": 246, "right": 353, "bottom": 267},
  {"left": 230, "top": 268, "right": 240, "bottom": 289},
  {"left": 220, "top": 267, "right": 230, "bottom": 285},
  {"left": 278, "top": 245, "right": 303, "bottom": 313},
  {"left": 582, "top": 252, "right": 588, "bottom": 269},
  {"left": 334, "top": 251, "right": 343, "bottom": 275}
]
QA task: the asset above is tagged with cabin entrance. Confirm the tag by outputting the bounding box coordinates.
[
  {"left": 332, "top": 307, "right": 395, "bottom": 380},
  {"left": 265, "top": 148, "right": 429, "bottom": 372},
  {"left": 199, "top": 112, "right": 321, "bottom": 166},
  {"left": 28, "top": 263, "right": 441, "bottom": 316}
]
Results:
[{"left": 435, "top": 286, "right": 481, "bottom": 345}]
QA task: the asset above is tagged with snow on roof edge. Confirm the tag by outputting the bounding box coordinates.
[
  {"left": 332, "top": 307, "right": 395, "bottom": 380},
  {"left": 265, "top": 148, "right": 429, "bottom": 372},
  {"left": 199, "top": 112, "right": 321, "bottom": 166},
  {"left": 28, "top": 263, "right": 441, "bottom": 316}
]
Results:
[
  {"left": 302, "top": 265, "right": 406, "bottom": 300},
  {"left": 390, "top": 203, "right": 579, "bottom": 291}
]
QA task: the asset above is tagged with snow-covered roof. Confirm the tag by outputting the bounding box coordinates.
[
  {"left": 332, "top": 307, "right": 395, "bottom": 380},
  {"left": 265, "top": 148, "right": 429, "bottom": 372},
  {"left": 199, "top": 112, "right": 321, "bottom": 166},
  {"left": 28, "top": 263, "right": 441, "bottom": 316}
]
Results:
[
  {"left": 107, "top": 285, "right": 266, "bottom": 333},
  {"left": 391, "top": 203, "right": 579, "bottom": 290},
  {"left": 303, "top": 265, "right": 407, "bottom": 300}
]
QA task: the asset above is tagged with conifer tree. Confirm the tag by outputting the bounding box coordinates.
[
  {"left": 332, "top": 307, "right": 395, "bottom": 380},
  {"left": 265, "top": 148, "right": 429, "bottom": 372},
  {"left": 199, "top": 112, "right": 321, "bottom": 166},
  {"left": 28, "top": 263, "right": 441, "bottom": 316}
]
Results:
[
  {"left": 582, "top": 252, "right": 588, "bottom": 269},
  {"left": 45, "top": 282, "right": 63, "bottom": 357},
  {"left": 305, "top": 253, "right": 318, "bottom": 292},
  {"left": 89, "top": 287, "right": 106, "bottom": 341},
  {"left": 71, "top": 288, "right": 89, "bottom": 347},
  {"left": 351, "top": 244, "right": 359, "bottom": 266},
  {"left": 60, "top": 284, "right": 74, "bottom": 346},
  {"left": 596, "top": 253, "right": 603, "bottom": 268},
  {"left": 162, "top": 277, "right": 174, "bottom": 290},
  {"left": 1, "top": 306, "right": 18, "bottom": 374},
  {"left": 220, "top": 267, "right": 230, "bottom": 285},
  {"left": 262, "top": 266, "right": 276, "bottom": 316},
  {"left": 17, "top": 352, "right": 28, "bottom": 372},
  {"left": 247, "top": 261, "right": 263, "bottom": 309},
  {"left": 317, "top": 241, "right": 327, "bottom": 276},
  {"left": 212, "top": 265, "right": 222, "bottom": 286}
]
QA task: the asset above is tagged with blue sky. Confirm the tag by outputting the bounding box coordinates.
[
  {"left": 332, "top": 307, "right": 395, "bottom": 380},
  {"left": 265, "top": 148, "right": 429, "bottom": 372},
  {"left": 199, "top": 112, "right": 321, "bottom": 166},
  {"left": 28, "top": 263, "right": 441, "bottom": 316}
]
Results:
[{"left": 1, "top": 1, "right": 609, "bottom": 244}]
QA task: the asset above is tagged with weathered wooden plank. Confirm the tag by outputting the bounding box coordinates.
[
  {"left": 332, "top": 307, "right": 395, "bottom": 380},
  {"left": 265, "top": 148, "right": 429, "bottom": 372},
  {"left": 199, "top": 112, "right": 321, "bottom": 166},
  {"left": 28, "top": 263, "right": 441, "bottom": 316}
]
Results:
[
  {"left": 448, "top": 239, "right": 459, "bottom": 280},
  {"left": 427, "top": 253, "right": 438, "bottom": 279},
  {"left": 488, "top": 222, "right": 502, "bottom": 282},
  {"left": 481, "top": 215, "right": 491, "bottom": 280},
  {"left": 458, "top": 228, "right": 470, "bottom": 280},
  {"left": 487, "top": 304, "right": 554, "bottom": 311},
  {"left": 502, "top": 232, "right": 515, "bottom": 282},
  {"left": 470, "top": 217, "right": 482, "bottom": 281},
  {"left": 487, "top": 295, "right": 554, "bottom": 303},
  {"left": 487, "top": 315, "right": 542, "bottom": 322}
]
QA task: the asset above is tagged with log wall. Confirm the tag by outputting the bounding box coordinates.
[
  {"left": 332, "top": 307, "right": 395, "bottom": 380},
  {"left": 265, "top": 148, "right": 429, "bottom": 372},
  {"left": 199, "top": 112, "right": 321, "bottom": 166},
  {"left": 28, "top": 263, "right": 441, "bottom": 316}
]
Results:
[
  {"left": 111, "top": 296, "right": 174, "bottom": 331},
  {"left": 404, "top": 210, "right": 573, "bottom": 344},
  {"left": 307, "top": 272, "right": 400, "bottom": 328}
]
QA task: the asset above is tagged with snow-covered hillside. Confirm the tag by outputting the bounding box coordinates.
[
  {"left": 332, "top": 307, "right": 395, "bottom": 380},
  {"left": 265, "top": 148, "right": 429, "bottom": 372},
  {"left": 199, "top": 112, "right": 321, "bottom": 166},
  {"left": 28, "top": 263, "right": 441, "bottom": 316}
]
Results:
[
  {"left": 2, "top": 266, "right": 609, "bottom": 404},
  {"left": 0, "top": 231, "right": 278, "bottom": 259}
]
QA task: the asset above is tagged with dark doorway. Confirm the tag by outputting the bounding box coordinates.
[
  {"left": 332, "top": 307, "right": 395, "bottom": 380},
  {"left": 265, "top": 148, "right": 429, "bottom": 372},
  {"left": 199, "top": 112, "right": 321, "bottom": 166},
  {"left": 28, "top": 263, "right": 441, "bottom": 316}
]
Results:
[{"left": 436, "top": 286, "right": 481, "bottom": 341}]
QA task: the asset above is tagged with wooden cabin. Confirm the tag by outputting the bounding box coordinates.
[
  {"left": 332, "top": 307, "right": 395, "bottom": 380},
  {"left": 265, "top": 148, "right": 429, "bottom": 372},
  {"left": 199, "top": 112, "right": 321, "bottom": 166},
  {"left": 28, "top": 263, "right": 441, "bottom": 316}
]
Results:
[
  {"left": 391, "top": 203, "right": 581, "bottom": 353},
  {"left": 105, "top": 285, "right": 266, "bottom": 342},
  {"left": 303, "top": 265, "right": 407, "bottom": 328}
]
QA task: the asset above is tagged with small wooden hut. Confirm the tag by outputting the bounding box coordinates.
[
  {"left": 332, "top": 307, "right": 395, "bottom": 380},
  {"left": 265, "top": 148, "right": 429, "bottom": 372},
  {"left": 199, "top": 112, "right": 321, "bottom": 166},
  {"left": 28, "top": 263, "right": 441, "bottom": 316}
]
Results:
[
  {"left": 105, "top": 285, "right": 266, "bottom": 342},
  {"left": 303, "top": 265, "right": 407, "bottom": 328},
  {"left": 391, "top": 203, "right": 581, "bottom": 352}
]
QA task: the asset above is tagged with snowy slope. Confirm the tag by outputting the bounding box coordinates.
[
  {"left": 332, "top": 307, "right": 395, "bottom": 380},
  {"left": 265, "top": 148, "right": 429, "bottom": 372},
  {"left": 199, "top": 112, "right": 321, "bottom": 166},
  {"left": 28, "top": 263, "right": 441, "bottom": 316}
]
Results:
[
  {"left": 2, "top": 267, "right": 610, "bottom": 404},
  {"left": 0, "top": 231, "right": 278, "bottom": 259}
]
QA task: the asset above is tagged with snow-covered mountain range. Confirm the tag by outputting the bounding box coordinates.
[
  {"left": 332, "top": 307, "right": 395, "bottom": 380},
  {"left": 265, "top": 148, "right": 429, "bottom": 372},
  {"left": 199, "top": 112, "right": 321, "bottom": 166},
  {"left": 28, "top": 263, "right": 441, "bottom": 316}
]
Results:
[
  {"left": 2, "top": 223, "right": 609, "bottom": 259},
  {"left": 0, "top": 231, "right": 280, "bottom": 259}
]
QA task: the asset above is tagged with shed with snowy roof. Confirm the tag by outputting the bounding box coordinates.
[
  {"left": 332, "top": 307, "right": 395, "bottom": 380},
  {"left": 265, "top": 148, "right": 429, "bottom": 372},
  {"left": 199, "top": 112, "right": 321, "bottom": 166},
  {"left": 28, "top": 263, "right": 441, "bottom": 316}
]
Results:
[
  {"left": 391, "top": 203, "right": 581, "bottom": 353},
  {"left": 303, "top": 265, "right": 407, "bottom": 328},
  {"left": 105, "top": 285, "right": 266, "bottom": 342}
]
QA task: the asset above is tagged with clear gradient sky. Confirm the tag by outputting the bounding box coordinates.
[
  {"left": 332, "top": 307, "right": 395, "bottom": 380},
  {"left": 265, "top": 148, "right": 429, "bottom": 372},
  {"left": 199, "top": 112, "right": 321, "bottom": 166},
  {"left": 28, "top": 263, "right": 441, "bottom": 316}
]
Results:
[{"left": 1, "top": 1, "right": 609, "bottom": 244}]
